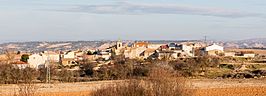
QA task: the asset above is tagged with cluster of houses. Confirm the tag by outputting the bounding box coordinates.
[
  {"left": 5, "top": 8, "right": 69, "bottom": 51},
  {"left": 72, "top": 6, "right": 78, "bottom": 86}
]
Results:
[{"left": 0, "top": 41, "right": 259, "bottom": 69}]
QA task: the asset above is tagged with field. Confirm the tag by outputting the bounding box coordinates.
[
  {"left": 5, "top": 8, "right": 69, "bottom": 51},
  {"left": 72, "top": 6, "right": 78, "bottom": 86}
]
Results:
[
  {"left": 1, "top": 79, "right": 266, "bottom": 96},
  {"left": 188, "top": 79, "right": 266, "bottom": 96},
  {"left": 226, "top": 49, "right": 266, "bottom": 55},
  {"left": 192, "top": 87, "right": 266, "bottom": 96}
]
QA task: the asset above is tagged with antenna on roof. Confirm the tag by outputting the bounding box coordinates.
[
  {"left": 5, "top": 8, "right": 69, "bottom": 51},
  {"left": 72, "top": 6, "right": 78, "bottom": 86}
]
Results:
[{"left": 204, "top": 36, "right": 208, "bottom": 46}]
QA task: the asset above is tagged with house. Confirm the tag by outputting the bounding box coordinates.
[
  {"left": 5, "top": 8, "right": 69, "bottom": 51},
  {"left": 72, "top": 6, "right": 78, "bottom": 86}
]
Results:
[
  {"left": 28, "top": 54, "right": 47, "bottom": 69},
  {"left": 60, "top": 50, "right": 86, "bottom": 63},
  {"left": 158, "top": 43, "right": 194, "bottom": 58},
  {"left": 203, "top": 44, "right": 224, "bottom": 56},
  {"left": 61, "top": 58, "right": 78, "bottom": 66},
  {"left": 124, "top": 47, "right": 147, "bottom": 59},
  {"left": 63, "top": 51, "right": 75, "bottom": 59},
  {"left": 141, "top": 49, "right": 157, "bottom": 59},
  {"left": 243, "top": 53, "right": 256, "bottom": 58},
  {"left": 224, "top": 51, "right": 236, "bottom": 57},
  {"left": 169, "top": 43, "right": 177, "bottom": 50},
  {"left": 42, "top": 51, "right": 60, "bottom": 62},
  {"left": 235, "top": 51, "right": 256, "bottom": 58},
  {"left": 147, "top": 44, "right": 164, "bottom": 49},
  {"left": 99, "top": 51, "right": 112, "bottom": 60},
  {"left": 160, "top": 45, "right": 169, "bottom": 51},
  {"left": 205, "top": 44, "right": 224, "bottom": 52},
  {"left": 180, "top": 44, "right": 194, "bottom": 57},
  {"left": 74, "top": 51, "right": 85, "bottom": 61},
  {"left": 123, "top": 41, "right": 152, "bottom": 59},
  {"left": 133, "top": 42, "right": 149, "bottom": 48},
  {"left": 181, "top": 42, "right": 205, "bottom": 49},
  {"left": 158, "top": 50, "right": 176, "bottom": 60}
]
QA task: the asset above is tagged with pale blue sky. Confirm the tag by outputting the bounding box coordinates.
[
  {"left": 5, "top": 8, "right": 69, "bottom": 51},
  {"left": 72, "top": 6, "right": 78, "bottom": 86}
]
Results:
[{"left": 0, "top": 0, "right": 266, "bottom": 43}]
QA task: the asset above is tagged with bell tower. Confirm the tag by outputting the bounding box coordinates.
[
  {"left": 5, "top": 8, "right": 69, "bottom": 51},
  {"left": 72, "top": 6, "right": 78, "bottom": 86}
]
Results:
[{"left": 116, "top": 40, "right": 123, "bottom": 50}]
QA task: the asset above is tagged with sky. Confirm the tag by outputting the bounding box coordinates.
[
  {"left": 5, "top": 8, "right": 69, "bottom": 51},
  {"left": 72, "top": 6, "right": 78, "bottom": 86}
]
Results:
[{"left": 0, "top": 0, "right": 266, "bottom": 43}]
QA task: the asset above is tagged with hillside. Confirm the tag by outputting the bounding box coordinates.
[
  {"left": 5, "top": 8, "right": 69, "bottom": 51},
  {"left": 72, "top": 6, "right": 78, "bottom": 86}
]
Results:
[{"left": 0, "top": 41, "right": 113, "bottom": 53}]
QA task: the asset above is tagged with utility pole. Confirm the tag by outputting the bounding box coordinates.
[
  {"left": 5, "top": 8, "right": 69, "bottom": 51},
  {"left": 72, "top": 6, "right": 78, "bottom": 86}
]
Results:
[{"left": 46, "top": 52, "right": 51, "bottom": 85}]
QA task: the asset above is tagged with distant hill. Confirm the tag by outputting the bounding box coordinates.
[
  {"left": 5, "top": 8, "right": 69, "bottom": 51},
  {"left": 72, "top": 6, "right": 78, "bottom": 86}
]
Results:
[
  {"left": 1, "top": 38, "right": 266, "bottom": 54},
  {"left": 224, "top": 38, "right": 266, "bottom": 49},
  {"left": 0, "top": 41, "right": 113, "bottom": 53}
]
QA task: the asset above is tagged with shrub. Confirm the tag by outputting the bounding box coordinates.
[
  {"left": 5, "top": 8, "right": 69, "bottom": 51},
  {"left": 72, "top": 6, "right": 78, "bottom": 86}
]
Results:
[
  {"left": 92, "top": 67, "right": 187, "bottom": 96},
  {"left": 133, "top": 66, "right": 149, "bottom": 77},
  {"left": 219, "top": 64, "right": 235, "bottom": 70}
]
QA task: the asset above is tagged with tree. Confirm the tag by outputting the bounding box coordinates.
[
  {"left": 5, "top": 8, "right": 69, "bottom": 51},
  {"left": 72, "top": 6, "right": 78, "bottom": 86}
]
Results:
[
  {"left": 87, "top": 51, "right": 94, "bottom": 55},
  {"left": 0, "top": 64, "right": 14, "bottom": 84},
  {"left": 4, "top": 50, "right": 15, "bottom": 64},
  {"left": 81, "top": 62, "right": 96, "bottom": 77},
  {"left": 21, "top": 54, "right": 29, "bottom": 63},
  {"left": 58, "top": 69, "right": 74, "bottom": 82},
  {"left": 38, "top": 65, "right": 56, "bottom": 83},
  {"left": 21, "top": 67, "right": 38, "bottom": 84}
]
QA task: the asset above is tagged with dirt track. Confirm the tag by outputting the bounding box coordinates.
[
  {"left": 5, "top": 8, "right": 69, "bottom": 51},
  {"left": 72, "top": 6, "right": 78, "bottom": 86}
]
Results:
[{"left": 1, "top": 79, "right": 266, "bottom": 96}]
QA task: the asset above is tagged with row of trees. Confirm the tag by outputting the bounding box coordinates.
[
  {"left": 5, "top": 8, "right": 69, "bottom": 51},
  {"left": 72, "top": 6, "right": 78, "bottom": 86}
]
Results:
[
  {"left": 80, "top": 55, "right": 221, "bottom": 80},
  {"left": 0, "top": 54, "right": 222, "bottom": 84},
  {"left": 0, "top": 64, "right": 81, "bottom": 84},
  {"left": 0, "top": 64, "right": 37, "bottom": 84}
]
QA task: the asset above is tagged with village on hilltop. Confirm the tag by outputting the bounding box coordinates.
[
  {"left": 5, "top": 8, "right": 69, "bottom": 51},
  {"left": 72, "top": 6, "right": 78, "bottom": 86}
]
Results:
[{"left": 0, "top": 40, "right": 264, "bottom": 70}]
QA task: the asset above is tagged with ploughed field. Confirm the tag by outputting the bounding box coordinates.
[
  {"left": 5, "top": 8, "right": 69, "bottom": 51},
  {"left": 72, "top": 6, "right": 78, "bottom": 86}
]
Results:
[
  {"left": 1, "top": 79, "right": 266, "bottom": 96},
  {"left": 188, "top": 79, "right": 266, "bottom": 96}
]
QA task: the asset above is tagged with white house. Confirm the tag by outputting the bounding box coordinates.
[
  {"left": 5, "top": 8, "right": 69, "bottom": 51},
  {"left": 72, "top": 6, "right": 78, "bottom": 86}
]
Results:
[
  {"left": 42, "top": 53, "right": 60, "bottom": 62},
  {"left": 181, "top": 45, "right": 194, "bottom": 57},
  {"left": 203, "top": 44, "right": 224, "bottom": 56},
  {"left": 205, "top": 44, "right": 224, "bottom": 52},
  {"left": 243, "top": 54, "right": 256, "bottom": 58},
  {"left": 28, "top": 54, "right": 47, "bottom": 69},
  {"left": 147, "top": 44, "right": 163, "bottom": 49},
  {"left": 224, "top": 52, "right": 236, "bottom": 57},
  {"left": 63, "top": 51, "right": 75, "bottom": 59}
]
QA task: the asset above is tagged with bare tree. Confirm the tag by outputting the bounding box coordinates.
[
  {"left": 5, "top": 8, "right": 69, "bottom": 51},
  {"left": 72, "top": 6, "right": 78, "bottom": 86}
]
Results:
[{"left": 4, "top": 50, "right": 16, "bottom": 64}]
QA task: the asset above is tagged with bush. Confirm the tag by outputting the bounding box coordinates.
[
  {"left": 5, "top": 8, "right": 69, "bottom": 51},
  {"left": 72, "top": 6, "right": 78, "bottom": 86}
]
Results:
[
  {"left": 0, "top": 64, "right": 37, "bottom": 84},
  {"left": 219, "top": 64, "right": 235, "bottom": 70},
  {"left": 37, "top": 66, "right": 56, "bottom": 83},
  {"left": 133, "top": 66, "right": 149, "bottom": 77},
  {"left": 92, "top": 67, "right": 188, "bottom": 96},
  {"left": 81, "top": 62, "right": 96, "bottom": 77},
  {"left": 57, "top": 69, "right": 75, "bottom": 82}
]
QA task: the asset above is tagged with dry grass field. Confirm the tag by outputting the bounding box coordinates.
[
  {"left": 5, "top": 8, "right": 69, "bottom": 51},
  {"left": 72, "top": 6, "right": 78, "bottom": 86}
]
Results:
[
  {"left": 191, "top": 87, "right": 266, "bottom": 96},
  {"left": 1, "top": 79, "right": 266, "bottom": 96},
  {"left": 226, "top": 49, "right": 266, "bottom": 54},
  {"left": 188, "top": 79, "right": 266, "bottom": 96}
]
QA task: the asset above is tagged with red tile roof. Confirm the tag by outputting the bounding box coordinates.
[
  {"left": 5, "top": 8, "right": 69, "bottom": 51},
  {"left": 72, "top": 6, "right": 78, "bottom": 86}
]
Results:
[{"left": 12, "top": 61, "right": 28, "bottom": 64}]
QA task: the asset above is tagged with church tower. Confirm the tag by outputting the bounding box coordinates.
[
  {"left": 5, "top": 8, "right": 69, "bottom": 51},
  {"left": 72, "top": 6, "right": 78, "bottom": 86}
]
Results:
[{"left": 116, "top": 40, "right": 123, "bottom": 50}]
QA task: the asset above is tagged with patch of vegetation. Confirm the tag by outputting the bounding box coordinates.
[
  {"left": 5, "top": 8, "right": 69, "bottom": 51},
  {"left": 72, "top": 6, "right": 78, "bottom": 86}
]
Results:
[
  {"left": 246, "top": 64, "right": 266, "bottom": 70},
  {"left": 92, "top": 67, "right": 188, "bottom": 96},
  {"left": 219, "top": 64, "right": 236, "bottom": 70}
]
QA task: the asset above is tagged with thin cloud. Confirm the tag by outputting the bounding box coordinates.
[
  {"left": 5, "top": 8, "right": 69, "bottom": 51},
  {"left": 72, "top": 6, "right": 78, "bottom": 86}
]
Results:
[{"left": 58, "top": 2, "right": 263, "bottom": 18}]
